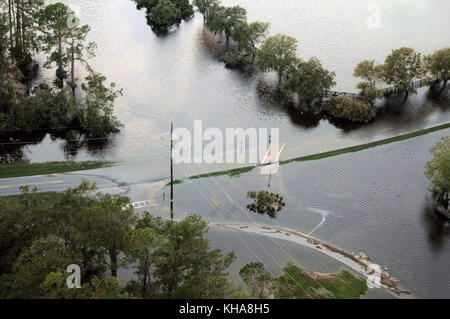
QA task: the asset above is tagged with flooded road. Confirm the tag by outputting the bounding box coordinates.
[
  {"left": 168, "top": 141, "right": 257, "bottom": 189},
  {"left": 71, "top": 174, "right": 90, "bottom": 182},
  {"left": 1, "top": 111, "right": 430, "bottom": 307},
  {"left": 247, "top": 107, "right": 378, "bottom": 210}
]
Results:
[
  {"left": 149, "top": 129, "right": 450, "bottom": 298},
  {"left": 1, "top": 0, "right": 448, "bottom": 299}
]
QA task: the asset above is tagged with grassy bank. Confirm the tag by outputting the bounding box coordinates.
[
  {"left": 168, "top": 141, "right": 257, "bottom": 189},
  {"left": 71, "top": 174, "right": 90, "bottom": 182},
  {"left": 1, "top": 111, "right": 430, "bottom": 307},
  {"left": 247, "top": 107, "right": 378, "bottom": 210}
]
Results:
[
  {"left": 277, "top": 264, "right": 368, "bottom": 299},
  {"left": 281, "top": 122, "right": 450, "bottom": 165},
  {"left": 172, "top": 122, "right": 450, "bottom": 184},
  {"left": 0, "top": 161, "right": 114, "bottom": 179}
]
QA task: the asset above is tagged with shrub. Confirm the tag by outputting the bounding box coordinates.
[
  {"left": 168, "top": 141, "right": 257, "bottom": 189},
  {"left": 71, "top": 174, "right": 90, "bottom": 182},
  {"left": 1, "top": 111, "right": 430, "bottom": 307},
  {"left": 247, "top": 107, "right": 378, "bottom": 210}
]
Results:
[
  {"left": 321, "top": 96, "right": 375, "bottom": 123},
  {"left": 220, "top": 51, "right": 241, "bottom": 68}
]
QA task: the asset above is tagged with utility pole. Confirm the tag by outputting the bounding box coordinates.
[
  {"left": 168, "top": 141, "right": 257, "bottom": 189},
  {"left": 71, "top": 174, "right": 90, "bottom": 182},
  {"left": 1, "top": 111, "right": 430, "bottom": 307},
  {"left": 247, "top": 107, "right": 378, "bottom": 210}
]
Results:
[{"left": 170, "top": 120, "right": 174, "bottom": 221}]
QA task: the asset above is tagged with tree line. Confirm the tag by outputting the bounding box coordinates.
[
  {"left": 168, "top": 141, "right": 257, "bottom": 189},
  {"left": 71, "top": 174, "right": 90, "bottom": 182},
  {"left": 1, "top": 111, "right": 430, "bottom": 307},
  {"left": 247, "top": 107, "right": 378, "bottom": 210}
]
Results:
[
  {"left": 193, "top": 0, "right": 449, "bottom": 123},
  {"left": 0, "top": 1, "right": 122, "bottom": 139},
  {"left": 0, "top": 181, "right": 368, "bottom": 299}
]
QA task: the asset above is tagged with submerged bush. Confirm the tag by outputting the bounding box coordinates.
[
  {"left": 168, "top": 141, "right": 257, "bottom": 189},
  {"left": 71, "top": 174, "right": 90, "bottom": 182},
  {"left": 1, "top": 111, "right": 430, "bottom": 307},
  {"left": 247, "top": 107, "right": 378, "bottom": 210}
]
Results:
[
  {"left": 220, "top": 51, "right": 242, "bottom": 68},
  {"left": 321, "top": 96, "right": 375, "bottom": 123},
  {"left": 247, "top": 191, "right": 285, "bottom": 218}
]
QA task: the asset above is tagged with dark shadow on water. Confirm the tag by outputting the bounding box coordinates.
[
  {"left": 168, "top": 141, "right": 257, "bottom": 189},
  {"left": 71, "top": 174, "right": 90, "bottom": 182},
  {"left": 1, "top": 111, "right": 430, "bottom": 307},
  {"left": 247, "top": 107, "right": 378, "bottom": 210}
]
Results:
[
  {"left": 0, "top": 131, "right": 46, "bottom": 164},
  {"left": 421, "top": 193, "right": 450, "bottom": 252}
]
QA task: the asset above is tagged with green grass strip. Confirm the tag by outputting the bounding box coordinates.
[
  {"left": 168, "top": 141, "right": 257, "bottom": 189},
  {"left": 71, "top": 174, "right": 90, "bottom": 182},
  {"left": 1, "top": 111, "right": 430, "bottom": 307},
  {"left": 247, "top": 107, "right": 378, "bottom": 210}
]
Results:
[
  {"left": 170, "top": 122, "right": 450, "bottom": 185},
  {"left": 280, "top": 122, "right": 450, "bottom": 165},
  {"left": 0, "top": 161, "right": 114, "bottom": 179}
]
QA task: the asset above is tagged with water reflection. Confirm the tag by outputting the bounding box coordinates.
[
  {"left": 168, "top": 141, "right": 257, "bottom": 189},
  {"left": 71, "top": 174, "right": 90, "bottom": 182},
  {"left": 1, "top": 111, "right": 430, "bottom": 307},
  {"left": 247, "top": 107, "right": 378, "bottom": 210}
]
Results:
[{"left": 4, "top": 0, "right": 449, "bottom": 165}]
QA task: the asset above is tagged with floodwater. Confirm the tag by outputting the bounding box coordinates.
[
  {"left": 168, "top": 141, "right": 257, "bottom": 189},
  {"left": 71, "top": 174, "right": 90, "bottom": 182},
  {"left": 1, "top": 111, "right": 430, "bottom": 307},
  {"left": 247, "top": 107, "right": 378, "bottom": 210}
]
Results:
[
  {"left": 1, "top": 0, "right": 449, "bottom": 298},
  {"left": 151, "top": 129, "right": 450, "bottom": 298},
  {"left": 118, "top": 225, "right": 396, "bottom": 299},
  {"left": 5, "top": 0, "right": 449, "bottom": 166}
]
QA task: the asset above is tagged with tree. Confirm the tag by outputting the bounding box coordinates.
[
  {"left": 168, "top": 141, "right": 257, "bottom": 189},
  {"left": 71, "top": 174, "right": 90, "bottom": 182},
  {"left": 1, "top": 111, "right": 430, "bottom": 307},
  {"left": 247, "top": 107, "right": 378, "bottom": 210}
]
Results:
[
  {"left": 193, "top": 0, "right": 219, "bottom": 22},
  {"left": 204, "top": 4, "right": 225, "bottom": 36},
  {"left": 425, "top": 47, "right": 450, "bottom": 88},
  {"left": 321, "top": 96, "right": 375, "bottom": 123},
  {"left": 0, "top": 236, "right": 75, "bottom": 298},
  {"left": 150, "top": 0, "right": 182, "bottom": 27},
  {"left": 151, "top": 215, "right": 236, "bottom": 298},
  {"left": 425, "top": 136, "right": 450, "bottom": 193},
  {"left": 382, "top": 47, "right": 423, "bottom": 100},
  {"left": 256, "top": 34, "right": 298, "bottom": 85},
  {"left": 247, "top": 191, "right": 285, "bottom": 218},
  {"left": 40, "top": 271, "right": 132, "bottom": 299},
  {"left": 126, "top": 213, "right": 164, "bottom": 298},
  {"left": 232, "top": 21, "right": 269, "bottom": 62},
  {"left": 205, "top": 4, "right": 246, "bottom": 44},
  {"left": 353, "top": 59, "right": 384, "bottom": 103},
  {"left": 87, "top": 192, "right": 136, "bottom": 278},
  {"left": 170, "top": 0, "right": 194, "bottom": 19},
  {"left": 0, "top": 187, "right": 56, "bottom": 274},
  {"left": 221, "top": 6, "right": 246, "bottom": 44},
  {"left": 65, "top": 21, "right": 96, "bottom": 97},
  {"left": 80, "top": 69, "right": 123, "bottom": 138},
  {"left": 3, "top": 0, "right": 45, "bottom": 60},
  {"left": 283, "top": 57, "right": 336, "bottom": 106},
  {"left": 239, "top": 262, "right": 273, "bottom": 298},
  {"left": 38, "top": 2, "right": 73, "bottom": 83}
]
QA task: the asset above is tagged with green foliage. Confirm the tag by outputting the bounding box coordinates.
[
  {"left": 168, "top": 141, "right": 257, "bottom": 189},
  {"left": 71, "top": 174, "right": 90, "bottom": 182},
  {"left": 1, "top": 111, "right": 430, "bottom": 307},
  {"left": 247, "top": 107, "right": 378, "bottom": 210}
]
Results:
[
  {"left": 38, "top": 3, "right": 72, "bottom": 79},
  {"left": 382, "top": 47, "right": 423, "bottom": 95},
  {"left": 232, "top": 21, "right": 269, "bottom": 61},
  {"left": 220, "top": 50, "right": 242, "bottom": 68},
  {"left": 221, "top": 6, "right": 247, "bottom": 43},
  {"left": 353, "top": 59, "right": 384, "bottom": 103},
  {"left": 256, "top": 34, "right": 298, "bottom": 84},
  {"left": 274, "top": 262, "right": 368, "bottom": 299},
  {"left": 0, "top": 2, "right": 122, "bottom": 141},
  {"left": 150, "top": 0, "right": 182, "bottom": 26},
  {"left": 171, "top": 0, "right": 194, "bottom": 18},
  {"left": 80, "top": 70, "right": 123, "bottom": 138},
  {"left": 205, "top": 4, "right": 247, "bottom": 44},
  {"left": 126, "top": 213, "right": 244, "bottom": 299},
  {"left": 39, "top": 271, "right": 132, "bottom": 299},
  {"left": 321, "top": 96, "right": 375, "bottom": 123},
  {"left": 0, "top": 235, "right": 76, "bottom": 298},
  {"left": 239, "top": 262, "right": 273, "bottom": 298},
  {"left": 247, "top": 190, "right": 285, "bottom": 218},
  {"left": 136, "top": 0, "right": 193, "bottom": 27},
  {"left": 204, "top": 4, "right": 226, "bottom": 35},
  {"left": 425, "top": 47, "right": 450, "bottom": 84},
  {"left": 0, "top": 181, "right": 137, "bottom": 297},
  {"left": 193, "top": 0, "right": 219, "bottom": 17},
  {"left": 0, "top": 189, "right": 61, "bottom": 274},
  {"left": 151, "top": 215, "right": 236, "bottom": 298},
  {"left": 425, "top": 136, "right": 450, "bottom": 193},
  {"left": 283, "top": 57, "right": 336, "bottom": 105}
]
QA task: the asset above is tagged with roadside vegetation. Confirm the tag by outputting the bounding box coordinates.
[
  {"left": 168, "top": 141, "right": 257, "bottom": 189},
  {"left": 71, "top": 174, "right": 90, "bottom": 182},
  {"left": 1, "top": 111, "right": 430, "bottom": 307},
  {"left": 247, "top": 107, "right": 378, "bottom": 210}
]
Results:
[
  {"left": 240, "top": 262, "right": 367, "bottom": 299},
  {"left": 0, "top": 161, "right": 113, "bottom": 178},
  {"left": 163, "top": 122, "right": 450, "bottom": 185},
  {"left": 0, "top": 181, "right": 368, "bottom": 299},
  {"left": 425, "top": 136, "right": 450, "bottom": 194}
]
